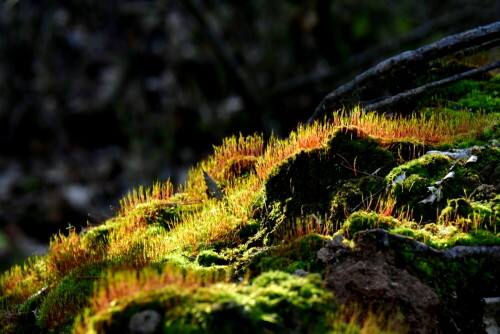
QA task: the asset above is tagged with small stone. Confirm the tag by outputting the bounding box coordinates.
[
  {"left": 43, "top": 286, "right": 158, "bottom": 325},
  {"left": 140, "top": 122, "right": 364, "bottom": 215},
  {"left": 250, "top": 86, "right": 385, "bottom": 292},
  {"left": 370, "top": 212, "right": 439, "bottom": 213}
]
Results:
[
  {"left": 128, "top": 309, "right": 162, "bottom": 334},
  {"left": 293, "top": 269, "right": 309, "bottom": 277},
  {"left": 317, "top": 234, "right": 351, "bottom": 264},
  {"left": 483, "top": 297, "right": 500, "bottom": 334}
]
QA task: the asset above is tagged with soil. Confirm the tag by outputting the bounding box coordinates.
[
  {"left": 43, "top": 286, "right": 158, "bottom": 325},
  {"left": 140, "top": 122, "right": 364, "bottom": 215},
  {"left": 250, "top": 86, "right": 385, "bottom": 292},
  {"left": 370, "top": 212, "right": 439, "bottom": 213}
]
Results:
[{"left": 319, "top": 235, "right": 441, "bottom": 333}]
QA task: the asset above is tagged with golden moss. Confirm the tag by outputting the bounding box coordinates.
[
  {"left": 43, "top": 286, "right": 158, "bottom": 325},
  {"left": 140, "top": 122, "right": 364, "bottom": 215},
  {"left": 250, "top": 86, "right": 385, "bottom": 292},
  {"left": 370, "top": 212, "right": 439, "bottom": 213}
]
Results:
[{"left": 1, "top": 82, "right": 499, "bottom": 332}]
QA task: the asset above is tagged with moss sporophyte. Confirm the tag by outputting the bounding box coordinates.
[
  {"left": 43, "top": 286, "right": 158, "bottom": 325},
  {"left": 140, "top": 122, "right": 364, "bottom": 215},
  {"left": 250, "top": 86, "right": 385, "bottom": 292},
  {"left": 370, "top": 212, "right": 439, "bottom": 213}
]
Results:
[{"left": 1, "top": 72, "right": 499, "bottom": 333}]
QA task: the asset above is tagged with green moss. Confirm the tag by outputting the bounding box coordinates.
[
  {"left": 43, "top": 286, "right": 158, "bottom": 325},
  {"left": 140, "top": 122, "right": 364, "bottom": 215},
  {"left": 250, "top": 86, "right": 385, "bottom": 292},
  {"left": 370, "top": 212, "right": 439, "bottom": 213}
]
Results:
[
  {"left": 438, "top": 198, "right": 499, "bottom": 231},
  {"left": 197, "top": 250, "right": 228, "bottom": 267},
  {"left": 342, "top": 211, "right": 399, "bottom": 238},
  {"left": 422, "top": 74, "right": 500, "bottom": 112},
  {"left": 385, "top": 153, "right": 461, "bottom": 221},
  {"left": 85, "top": 271, "right": 335, "bottom": 334},
  {"left": 244, "top": 234, "right": 328, "bottom": 278},
  {"left": 330, "top": 176, "right": 385, "bottom": 220},
  {"left": 81, "top": 221, "right": 118, "bottom": 251},
  {"left": 384, "top": 140, "right": 429, "bottom": 163},
  {"left": 222, "top": 156, "right": 258, "bottom": 181},
  {"left": 452, "top": 229, "right": 499, "bottom": 246},
  {"left": 393, "top": 220, "right": 500, "bottom": 249},
  {"left": 386, "top": 153, "right": 450, "bottom": 185},
  {"left": 398, "top": 250, "right": 500, "bottom": 297},
  {"left": 2, "top": 73, "right": 500, "bottom": 333},
  {"left": 445, "top": 76, "right": 500, "bottom": 112},
  {"left": 142, "top": 202, "right": 185, "bottom": 229},
  {"left": 390, "top": 174, "right": 430, "bottom": 205},
  {"left": 261, "top": 126, "right": 396, "bottom": 232},
  {"left": 37, "top": 262, "right": 105, "bottom": 332}
]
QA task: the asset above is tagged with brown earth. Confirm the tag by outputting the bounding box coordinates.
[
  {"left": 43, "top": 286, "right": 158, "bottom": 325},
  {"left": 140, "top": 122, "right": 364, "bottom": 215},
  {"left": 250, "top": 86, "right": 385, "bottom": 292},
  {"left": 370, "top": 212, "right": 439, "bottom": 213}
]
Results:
[{"left": 318, "top": 234, "right": 441, "bottom": 334}]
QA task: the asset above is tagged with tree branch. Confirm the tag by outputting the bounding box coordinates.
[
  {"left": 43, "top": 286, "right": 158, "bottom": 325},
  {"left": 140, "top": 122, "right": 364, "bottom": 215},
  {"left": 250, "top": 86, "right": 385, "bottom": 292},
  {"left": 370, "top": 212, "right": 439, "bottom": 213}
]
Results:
[
  {"left": 271, "top": 9, "right": 476, "bottom": 97},
  {"left": 363, "top": 60, "right": 500, "bottom": 112},
  {"left": 307, "top": 21, "right": 500, "bottom": 124}
]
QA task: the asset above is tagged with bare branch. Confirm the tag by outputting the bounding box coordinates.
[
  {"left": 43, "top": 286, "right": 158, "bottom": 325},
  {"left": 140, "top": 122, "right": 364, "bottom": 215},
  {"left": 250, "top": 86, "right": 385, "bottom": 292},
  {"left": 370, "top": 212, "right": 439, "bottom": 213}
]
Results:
[
  {"left": 308, "top": 21, "right": 500, "bottom": 124},
  {"left": 271, "top": 9, "right": 476, "bottom": 97},
  {"left": 363, "top": 60, "right": 500, "bottom": 112}
]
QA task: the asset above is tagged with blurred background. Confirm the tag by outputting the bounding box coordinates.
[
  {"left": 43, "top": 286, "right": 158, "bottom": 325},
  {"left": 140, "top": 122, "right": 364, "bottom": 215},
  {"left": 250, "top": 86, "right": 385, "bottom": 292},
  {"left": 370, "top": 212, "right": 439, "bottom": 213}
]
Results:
[{"left": 0, "top": 0, "right": 498, "bottom": 270}]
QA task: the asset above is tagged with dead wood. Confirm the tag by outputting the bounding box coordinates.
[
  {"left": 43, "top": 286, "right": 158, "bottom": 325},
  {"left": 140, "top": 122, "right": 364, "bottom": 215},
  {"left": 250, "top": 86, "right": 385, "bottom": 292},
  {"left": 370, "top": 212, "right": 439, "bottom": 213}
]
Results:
[
  {"left": 307, "top": 21, "right": 500, "bottom": 124},
  {"left": 364, "top": 60, "right": 500, "bottom": 112},
  {"left": 361, "top": 229, "right": 500, "bottom": 261}
]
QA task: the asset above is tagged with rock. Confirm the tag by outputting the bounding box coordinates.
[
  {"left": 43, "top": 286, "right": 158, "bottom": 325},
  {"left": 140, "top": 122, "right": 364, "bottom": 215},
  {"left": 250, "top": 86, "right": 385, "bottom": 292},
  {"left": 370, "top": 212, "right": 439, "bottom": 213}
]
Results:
[
  {"left": 483, "top": 297, "right": 500, "bottom": 334},
  {"left": 128, "top": 309, "right": 162, "bottom": 334},
  {"left": 317, "top": 234, "right": 351, "bottom": 264},
  {"left": 293, "top": 269, "right": 309, "bottom": 277}
]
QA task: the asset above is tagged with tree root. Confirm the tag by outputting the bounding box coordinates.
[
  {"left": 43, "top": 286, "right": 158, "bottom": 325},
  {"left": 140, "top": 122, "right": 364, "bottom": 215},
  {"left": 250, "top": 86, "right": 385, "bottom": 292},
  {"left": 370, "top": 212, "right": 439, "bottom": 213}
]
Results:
[{"left": 360, "top": 228, "right": 500, "bottom": 260}]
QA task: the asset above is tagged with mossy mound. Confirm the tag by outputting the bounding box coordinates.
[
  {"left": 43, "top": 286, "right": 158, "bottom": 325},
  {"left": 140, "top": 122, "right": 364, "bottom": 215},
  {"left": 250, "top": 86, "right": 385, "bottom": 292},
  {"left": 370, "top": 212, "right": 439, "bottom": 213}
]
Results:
[
  {"left": 1, "top": 73, "right": 499, "bottom": 333},
  {"left": 341, "top": 211, "right": 399, "bottom": 237},
  {"left": 385, "top": 146, "right": 500, "bottom": 225},
  {"left": 242, "top": 233, "right": 328, "bottom": 278},
  {"left": 81, "top": 271, "right": 335, "bottom": 334},
  {"left": 260, "top": 126, "right": 396, "bottom": 228}
]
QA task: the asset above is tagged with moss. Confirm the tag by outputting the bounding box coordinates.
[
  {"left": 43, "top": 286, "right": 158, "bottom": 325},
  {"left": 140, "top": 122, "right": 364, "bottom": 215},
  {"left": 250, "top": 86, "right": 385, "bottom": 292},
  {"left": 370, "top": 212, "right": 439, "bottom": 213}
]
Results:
[
  {"left": 2, "top": 75, "right": 500, "bottom": 332},
  {"left": 222, "top": 156, "right": 258, "bottom": 181},
  {"left": 386, "top": 153, "right": 451, "bottom": 185},
  {"left": 342, "top": 211, "right": 399, "bottom": 238},
  {"left": 452, "top": 229, "right": 499, "bottom": 246},
  {"left": 329, "top": 176, "right": 385, "bottom": 220},
  {"left": 84, "top": 271, "right": 335, "bottom": 334},
  {"left": 390, "top": 174, "right": 430, "bottom": 205},
  {"left": 142, "top": 202, "right": 185, "bottom": 229},
  {"left": 81, "top": 221, "right": 118, "bottom": 251},
  {"left": 197, "top": 250, "right": 229, "bottom": 267},
  {"left": 385, "top": 153, "right": 466, "bottom": 221},
  {"left": 397, "top": 249, "right": 500, "bottom": 298},
  {"left": 466, "top": 146, "right": 500, "bottom": 184},
  {"left": 388, "top": 218, "right": 500, "bottom": 250},
  {"left": 421, "top": 73, "right": 500, "bottom": 112},
  {"left": 438, "top": 198, "right": 499, "bottom": 231},
  {"left": 37, "top": 262, "right": 105, "bottom": 332},
  {"left": 262, "top": 126, "right": 396, "bottom": 231},
  {"left": 243, "top": 234, "right": 328, "bottom": 278},
  {"left": 383, "top": 140, "right": 429, "bottom": 163}
]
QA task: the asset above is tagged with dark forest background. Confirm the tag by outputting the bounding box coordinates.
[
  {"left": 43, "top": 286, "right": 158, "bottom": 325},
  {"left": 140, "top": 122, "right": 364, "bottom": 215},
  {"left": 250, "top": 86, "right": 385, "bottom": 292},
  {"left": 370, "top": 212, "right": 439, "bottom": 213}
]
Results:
[{"left": 0, "top": 0, "right": 498, "bottom": 270}]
